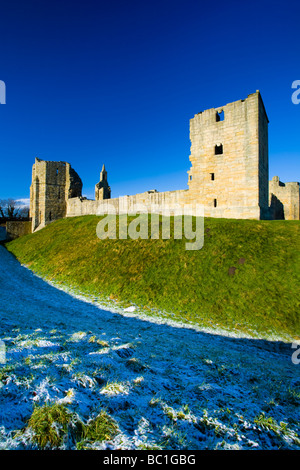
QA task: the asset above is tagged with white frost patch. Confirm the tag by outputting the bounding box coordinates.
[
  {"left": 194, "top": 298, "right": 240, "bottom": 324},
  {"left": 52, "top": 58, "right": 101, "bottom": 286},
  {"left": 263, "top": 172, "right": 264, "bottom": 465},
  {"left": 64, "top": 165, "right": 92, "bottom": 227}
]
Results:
[
  {"left": 69, "top": 332, "right": 87, "bottom": 342},
  {"left": 32, "top": 378, "right": 52, "bottom": 403},
  {"left": 36, "top": 340, "right": 58, "bottom": 348},
  {"left": 57, "top": 389, "right": 75, "bottom": 405},
  {"left": 124, "top": 306, "right": 136, "bottom": 313},
  {"left": 100, "top": 381, "right": 130, "bottom": 396}
]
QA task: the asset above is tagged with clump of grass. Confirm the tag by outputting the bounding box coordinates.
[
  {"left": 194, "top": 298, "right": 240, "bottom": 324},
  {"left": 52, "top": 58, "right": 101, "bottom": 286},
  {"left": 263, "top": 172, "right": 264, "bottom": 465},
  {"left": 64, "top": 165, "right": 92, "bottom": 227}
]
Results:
[
  {"left": 73, "top": 372, "right": 95, "bottom": 388},
  {"left": 77, "top": 411, "right": 119, "bottom": 449},
  {"left": 88, "top": 335, "right": 110, "bottom": 348},
  {"left": 6, "top": 215, "right": 300, "bottom": 338},
  {"left": 97, "top": 340, "right": 110, "bottom": 348},
  {"left": 26, "top": 403, "right": 72, "bottom": 449},
  {"left": 26, "top": 403, "right": 118, "bottom": 450},
  {"left": 88, "top": 335, "right": 97, "bottom": 343},
  {"left": 254, "top": 412, "right": 300, "bottom": 445},
  {"left": 69, "top": 331, "right": 87, "bottom": 342},
  {"left": 254, "top": 412, "right": 282, "bottom": 434},
  {"left": 286, "top": 387, "right": 300, "bottom": 405},
  {"left": 0, "top": 365, "right": 14, "bottom": 383},
  {"left": 100, "top": 380, "right": 128, "bottom": 396}
]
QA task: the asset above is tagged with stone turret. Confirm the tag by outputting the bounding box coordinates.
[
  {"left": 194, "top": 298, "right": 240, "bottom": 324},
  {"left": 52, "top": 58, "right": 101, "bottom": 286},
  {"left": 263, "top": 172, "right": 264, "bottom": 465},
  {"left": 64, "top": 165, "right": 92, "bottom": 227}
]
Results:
[
  {"left": 95, "top": 164, "right": 111, "bottom": 200},
  {"left": 29, "top": 158, "right": 82, "bottom": 231}
]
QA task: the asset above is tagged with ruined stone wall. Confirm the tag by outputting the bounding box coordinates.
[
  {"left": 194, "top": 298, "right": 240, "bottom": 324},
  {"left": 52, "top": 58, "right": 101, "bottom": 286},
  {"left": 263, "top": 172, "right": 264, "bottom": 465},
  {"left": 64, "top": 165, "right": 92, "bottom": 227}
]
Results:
[
  {"left": 67, "top": 189, "right": 188, "bottom": 218},
  {"left": 269, "top": 176, "right": 300, "bottom": 220},
  {"left": 30, "top": 159, "right": 46, "bottom": 231},
  {"left": 185, "top": 91, "right": 269, "bottom": 219},
  {"left": 6, "top": 221, "right": 32, "bottom": 240},
  {"left": 258, "top": 96, "right": 270, "bottom": 218}
]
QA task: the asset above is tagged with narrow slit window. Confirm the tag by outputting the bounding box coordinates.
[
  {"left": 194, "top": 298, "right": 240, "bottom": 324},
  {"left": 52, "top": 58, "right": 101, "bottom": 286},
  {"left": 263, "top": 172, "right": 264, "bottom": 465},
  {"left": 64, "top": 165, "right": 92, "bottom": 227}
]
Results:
[
  {"left": 216, "top": 110, "right": 224, "bottom": 122},
  {"left": 214, "top": 199, "right": 217, "bottom": 208},
  {"left": 215, "top": 144, "right": 223, "bottom": 155},
  {"left": 210, "top": 173, "right": 215, "bottom": 181},
  {"left": 189, "top": 175, "right": 192, "bottom": 181}
]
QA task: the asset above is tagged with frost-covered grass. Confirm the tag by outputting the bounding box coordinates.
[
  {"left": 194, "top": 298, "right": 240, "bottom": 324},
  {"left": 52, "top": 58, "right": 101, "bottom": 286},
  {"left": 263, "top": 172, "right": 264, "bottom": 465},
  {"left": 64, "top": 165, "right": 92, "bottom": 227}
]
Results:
[
  {"left": 25, "top": 403, "right": 73, "bottom": 448},
  {"left": 0, "top": 313, "right": 300, "bottom": 450},
  {"left": 0, "top": 245, "right": 300, "bottom": 450},
  {"left": 77, "top": 411, "right": 119, "bottom": 449}
]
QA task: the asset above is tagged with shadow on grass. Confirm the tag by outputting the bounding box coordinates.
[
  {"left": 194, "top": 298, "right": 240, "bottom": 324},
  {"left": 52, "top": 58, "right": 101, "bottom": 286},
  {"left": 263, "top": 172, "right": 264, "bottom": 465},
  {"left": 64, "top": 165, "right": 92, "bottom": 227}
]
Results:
[
  {"left": 1, "top": 245, "right": 300, "bottom": 449},
  {"left": 0, "top": 245, "right": 295, "bottom": 358}
]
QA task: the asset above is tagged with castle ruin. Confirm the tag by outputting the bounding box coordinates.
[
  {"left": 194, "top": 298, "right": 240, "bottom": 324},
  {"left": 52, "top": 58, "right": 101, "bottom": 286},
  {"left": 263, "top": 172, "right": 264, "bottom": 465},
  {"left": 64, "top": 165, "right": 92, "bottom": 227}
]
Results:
[
  {"left": 30, "top": 159, "right": 82, "bottom": 231},
  {"left": 29, "top": 91, "right": 300, "bottom": 232}
]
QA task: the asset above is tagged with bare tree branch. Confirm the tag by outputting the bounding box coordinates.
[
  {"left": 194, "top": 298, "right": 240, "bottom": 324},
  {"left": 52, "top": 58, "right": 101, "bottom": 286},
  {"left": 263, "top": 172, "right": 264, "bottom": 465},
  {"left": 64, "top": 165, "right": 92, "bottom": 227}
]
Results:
[{"left": 0, "top": 199, "right": 29, "bottom": 220}]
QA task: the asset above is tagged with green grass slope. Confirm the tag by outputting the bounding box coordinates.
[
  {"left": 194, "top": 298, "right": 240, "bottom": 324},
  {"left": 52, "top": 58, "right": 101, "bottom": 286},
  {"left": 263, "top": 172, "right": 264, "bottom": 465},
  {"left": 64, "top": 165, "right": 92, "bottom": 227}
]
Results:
[{"left": 5, "top": 215, "right": 300, "bottom": 339}]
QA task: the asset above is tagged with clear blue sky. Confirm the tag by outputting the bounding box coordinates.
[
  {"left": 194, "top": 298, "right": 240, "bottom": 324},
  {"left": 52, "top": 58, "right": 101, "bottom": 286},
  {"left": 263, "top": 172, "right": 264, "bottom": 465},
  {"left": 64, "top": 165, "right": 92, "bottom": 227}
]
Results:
[{"left": 0, "top": 0, "right": 299, "bottom": 201}]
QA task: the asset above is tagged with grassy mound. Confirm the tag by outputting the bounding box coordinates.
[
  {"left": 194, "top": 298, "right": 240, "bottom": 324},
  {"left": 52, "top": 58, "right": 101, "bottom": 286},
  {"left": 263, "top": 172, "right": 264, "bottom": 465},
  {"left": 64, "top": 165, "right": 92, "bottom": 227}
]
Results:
[{"left": 5, "top": 215, "right": 300, "bottom": 338}]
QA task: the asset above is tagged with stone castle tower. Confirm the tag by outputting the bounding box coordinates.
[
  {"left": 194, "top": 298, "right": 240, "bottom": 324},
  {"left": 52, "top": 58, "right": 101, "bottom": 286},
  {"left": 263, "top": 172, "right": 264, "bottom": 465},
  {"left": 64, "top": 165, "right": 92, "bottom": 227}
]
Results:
[
  {"left": 95, "top": 164, "right": 111, "bottom": 200},
  {"left": 186, "top": 91, "right": 269, "bottom": 219},
  {"left": 30, "top": 158, "right": 82, "bottom": 231}
]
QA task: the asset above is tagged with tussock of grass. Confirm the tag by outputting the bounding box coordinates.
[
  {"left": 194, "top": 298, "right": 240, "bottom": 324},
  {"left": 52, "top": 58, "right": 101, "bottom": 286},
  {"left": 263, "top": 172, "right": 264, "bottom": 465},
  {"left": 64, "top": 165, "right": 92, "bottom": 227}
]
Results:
[
  {"left": 77, "top": 411, "right": 119, "bottom": 449},
  {"left": 26, "top": 403, "right": 118, "bottom": 449},
  {"left": 26, "top": 403, "right": 72, "bottom": 448},
  {"left": 254, "top": 412, "right": 300, "bottom": 445},
  {"left": 6, "top": 215, "right": 300, "bottom": 338}
]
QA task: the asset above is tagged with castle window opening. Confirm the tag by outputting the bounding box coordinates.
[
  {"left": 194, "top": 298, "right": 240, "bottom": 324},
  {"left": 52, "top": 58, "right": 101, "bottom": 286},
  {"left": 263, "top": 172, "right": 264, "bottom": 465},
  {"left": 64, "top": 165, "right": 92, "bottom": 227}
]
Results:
[
  {"left": 215, "top": 144, "right": 223, "bottom": 155},
  {"left": 216, "top": 110, "right": 224, "bottom": 122},
  {"left": 210, "top": 173, "right": 215, "bottom": 181},
  {"left": 214, "top": 199, "right": 217, "bottom": 207},
  {"left": 190, "top": 175, "right": 192, "bottom": 181}
]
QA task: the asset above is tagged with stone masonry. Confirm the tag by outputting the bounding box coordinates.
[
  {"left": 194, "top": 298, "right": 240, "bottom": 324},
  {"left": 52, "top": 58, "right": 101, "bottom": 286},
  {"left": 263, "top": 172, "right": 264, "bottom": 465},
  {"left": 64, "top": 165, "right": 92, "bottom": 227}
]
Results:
[
  {"left": 95, "top": 164, "right": 111, "bottom": 200},
  {"left": 30, "top": 158, "right": 82, "bottom": 231},
  {"left": 29, "top": 91, "right": 300, "bottom": 231},
  {"left": 269, "top": 176, "right": 300, "bottom": 220},
  {"left": 186, "top": 91, "right": 269, "bottom": 219},
  {"left": 6, "top": 221, "right": 32, "bottom": 240}
]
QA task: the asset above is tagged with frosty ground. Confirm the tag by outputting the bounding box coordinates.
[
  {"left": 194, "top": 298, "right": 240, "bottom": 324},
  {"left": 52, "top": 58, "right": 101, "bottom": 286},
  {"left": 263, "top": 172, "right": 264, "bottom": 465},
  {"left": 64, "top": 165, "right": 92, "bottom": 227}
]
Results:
[{"left": 0, "top": 245, "right": 299, "bottom": 450}]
